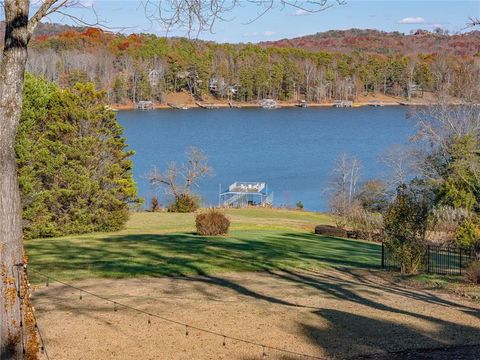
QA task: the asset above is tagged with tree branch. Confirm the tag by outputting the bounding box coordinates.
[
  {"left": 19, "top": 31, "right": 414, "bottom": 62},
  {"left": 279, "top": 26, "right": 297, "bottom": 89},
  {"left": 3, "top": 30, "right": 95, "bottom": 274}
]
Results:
[{"left": 28, "top": 0, "right": 62, "bottom": 37}]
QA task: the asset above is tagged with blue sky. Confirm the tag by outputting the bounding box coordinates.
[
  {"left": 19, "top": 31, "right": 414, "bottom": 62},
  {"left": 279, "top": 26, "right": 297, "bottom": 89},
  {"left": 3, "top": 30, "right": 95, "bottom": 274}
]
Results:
[{"left": 40, "top": 0, "right": 479, "bottom": 43}]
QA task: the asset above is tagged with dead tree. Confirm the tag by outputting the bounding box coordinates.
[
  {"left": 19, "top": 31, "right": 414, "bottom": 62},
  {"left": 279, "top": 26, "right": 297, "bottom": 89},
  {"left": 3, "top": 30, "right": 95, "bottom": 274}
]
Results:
[{"left": 149, "top": 147, "right": 212, "bottom": 198}]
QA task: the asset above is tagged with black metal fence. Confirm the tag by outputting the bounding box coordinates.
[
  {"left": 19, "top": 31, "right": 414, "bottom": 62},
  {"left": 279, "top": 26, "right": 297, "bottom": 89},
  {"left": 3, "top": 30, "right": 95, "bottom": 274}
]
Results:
[{"left": 382, "top": 242, "right": 477, "bottom": 275}]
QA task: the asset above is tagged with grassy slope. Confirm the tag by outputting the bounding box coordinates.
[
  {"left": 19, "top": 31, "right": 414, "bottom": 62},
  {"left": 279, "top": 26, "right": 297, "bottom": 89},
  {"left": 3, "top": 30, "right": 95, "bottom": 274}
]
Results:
[{"left": 26, "top": 208, "right": 381, "bottom": 283}]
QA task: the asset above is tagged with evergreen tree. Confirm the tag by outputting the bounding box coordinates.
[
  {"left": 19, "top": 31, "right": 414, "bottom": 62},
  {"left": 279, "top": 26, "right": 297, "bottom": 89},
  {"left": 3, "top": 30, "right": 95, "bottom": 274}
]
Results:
[{"left": 16, "top": 74, "right": 140, "bottom": 238}]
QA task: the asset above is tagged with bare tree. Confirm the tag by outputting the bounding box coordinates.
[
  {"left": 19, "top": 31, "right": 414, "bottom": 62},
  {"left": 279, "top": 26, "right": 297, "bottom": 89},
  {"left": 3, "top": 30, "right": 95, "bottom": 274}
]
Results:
[
  {"left": 149, "top": 147, "right": 212, "bottom": 198},
  {"left": 467, "top": 17, "right": 480, "bottom": 28},
  {"left": 0, "top": 1, "right": 342, "bottom": 357},
  {"left": 408, "top": 104, "right": 480, "bottom": 215},
  {"left": 382, "top": 144, "right": 415, "bottom": 188},
  {"left": 143, "top": 0, "right": 344, "bottom": 37},
  {"left": 328, "top": 153, "right": 361, "bottom": 226},
  {"left": 412, "top": 104, "right": 480, "bottom": 182}
]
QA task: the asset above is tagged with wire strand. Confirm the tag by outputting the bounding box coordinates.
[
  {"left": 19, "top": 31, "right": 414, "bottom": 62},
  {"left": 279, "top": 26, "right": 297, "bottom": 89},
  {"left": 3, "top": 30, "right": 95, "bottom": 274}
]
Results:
[
  {"left": 29, "top": 268, "right": 322, "bottom": 359},
  {"left": 25, "top": 267, "right": 52, "bottom": 360},
  {"left": 31, "top": 309, "right": 51, "bottom": 360}
]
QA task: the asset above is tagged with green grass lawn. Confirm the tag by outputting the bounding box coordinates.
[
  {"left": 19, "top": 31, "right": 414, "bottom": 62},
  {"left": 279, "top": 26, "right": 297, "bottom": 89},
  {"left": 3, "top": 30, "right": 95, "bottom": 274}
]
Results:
[{"left": 26, "top": 208, "right": 381, "bottom": 283}]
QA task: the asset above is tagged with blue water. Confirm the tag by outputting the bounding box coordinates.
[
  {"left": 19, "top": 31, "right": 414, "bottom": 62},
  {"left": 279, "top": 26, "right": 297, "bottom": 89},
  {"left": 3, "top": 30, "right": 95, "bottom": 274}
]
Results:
[{"left": 117, "top": 107, "right": 415, "bottom": 211}]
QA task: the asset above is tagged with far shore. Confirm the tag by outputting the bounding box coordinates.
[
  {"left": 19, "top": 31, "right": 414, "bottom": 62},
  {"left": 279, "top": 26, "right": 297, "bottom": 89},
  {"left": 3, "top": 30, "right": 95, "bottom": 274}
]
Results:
[
  {"left": 111, "top": 100, "right": 427, "bottom": 111},
  {"left": 110, "top": 94, "right": 465, "bottom": 111}
]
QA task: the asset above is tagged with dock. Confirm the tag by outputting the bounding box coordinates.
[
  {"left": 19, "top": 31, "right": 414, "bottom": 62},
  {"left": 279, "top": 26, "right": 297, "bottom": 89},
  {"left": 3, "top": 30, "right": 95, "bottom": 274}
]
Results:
[
  {"left": 259, "top": 99, "right": 279, "bottom": 109},
  {"left": 333, "top": 100, "right": 353, "bottom": 108},
  {"left": 296, "top": 100, "right": 308, "bottom": 108},
  {"left": 367, "top": 100, "right": 384, "bottom": 107},
  {"left": 167, "top": 103, "right": 189, "bottom": 110},
  {"left": 196, "top": 102, "right": 220, "bottom": 109},
  {"left": 219, "top": 182, "right": 273, "bottom": 208},
  {"left": 228, "top": 101, "right": 241, "bottom": 108},
  {"left": 135, "top": 101, "right": 154, "bottom": 110}
]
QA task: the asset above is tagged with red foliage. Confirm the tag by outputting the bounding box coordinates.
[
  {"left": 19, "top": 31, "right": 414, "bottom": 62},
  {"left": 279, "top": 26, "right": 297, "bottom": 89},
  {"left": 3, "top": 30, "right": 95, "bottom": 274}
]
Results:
[
  {"left": 117, "top": 41, "right": 130, "bottom": 51},
  {"left": 35, "top": 34, "right": 49, "bottom": 42},
  {"left": 61, "top": 30, "right": 80, "bottom": 39},
  {"left": 261, "top": 29, "right": 480, "bottom": 57},
  {"left": 83, "top": 27, "right": 103, "bottom": 38}
]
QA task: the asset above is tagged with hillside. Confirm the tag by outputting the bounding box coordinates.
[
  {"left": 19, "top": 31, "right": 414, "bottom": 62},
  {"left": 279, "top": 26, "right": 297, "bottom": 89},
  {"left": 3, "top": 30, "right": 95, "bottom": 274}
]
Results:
[
  {"left": 0, "top": 21, "right": 85, "bottom": 41},
  {"left": 261, "top": 29, "right": 480, "bottom": 57},
  {"left": 4, "top": 23, "right": 478, "bottom": 57},
  {"left": 3, "top": 23, "right": 478, "bottom": 105}
]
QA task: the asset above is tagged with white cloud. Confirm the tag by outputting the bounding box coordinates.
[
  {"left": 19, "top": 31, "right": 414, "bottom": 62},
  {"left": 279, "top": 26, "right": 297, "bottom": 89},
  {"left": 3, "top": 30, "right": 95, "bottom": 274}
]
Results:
[
  {"left": 242, "top": 32, "right": 258, "bottom": 37},
  {"left": 397, "top": 17, "right": 426, "bottom": 24},
  {"left": 293, "top": 9, "right": 310, "bottom": 16},
  {"left": 263, "top": 30, "right": 276, "bottom": 36}
]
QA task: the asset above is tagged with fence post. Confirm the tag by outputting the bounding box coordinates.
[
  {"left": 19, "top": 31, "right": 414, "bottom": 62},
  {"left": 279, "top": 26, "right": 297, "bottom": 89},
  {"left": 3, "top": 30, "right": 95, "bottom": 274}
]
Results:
[
  {"left": 459, "top": 247, "right": 462, "bottom": 275},
  {"left": 427, "top": 245, "right": 430, "bottom": 273},
  {"left": 381, "top": 242, "right": 385, "bottom": 268}
]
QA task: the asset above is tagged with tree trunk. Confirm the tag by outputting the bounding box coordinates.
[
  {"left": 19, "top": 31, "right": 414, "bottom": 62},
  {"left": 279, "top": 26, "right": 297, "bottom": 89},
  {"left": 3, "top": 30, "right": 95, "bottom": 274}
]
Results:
[{"left": 0, "top": 1, "right": 31, "bottom": 359}]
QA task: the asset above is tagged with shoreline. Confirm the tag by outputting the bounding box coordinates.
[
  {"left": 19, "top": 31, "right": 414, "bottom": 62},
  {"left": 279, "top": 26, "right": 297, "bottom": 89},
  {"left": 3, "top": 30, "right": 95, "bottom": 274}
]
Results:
[
  {"left": 110, "top": 100, "right": 424, "bottom": 111},
  {"left": 110, "top": 94, "right": 465, "bottom": 111}
]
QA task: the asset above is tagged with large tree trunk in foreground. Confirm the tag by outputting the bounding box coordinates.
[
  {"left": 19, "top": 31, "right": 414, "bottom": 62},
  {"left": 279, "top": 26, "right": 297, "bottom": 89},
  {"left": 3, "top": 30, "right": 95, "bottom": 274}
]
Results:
[{"left": 0, "top": 1, "right": 34, "bottom": 359}]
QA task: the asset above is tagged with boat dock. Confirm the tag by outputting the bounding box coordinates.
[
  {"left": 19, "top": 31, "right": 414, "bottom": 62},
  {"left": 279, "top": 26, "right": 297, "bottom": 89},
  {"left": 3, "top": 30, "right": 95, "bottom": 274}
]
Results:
[
  {"left": 333, "top": 100, "right": 353, "bottom": 108},
  {"left": 135, "top": 101, "right": 154, "bottom": 110},
  {"left": 196, "top": 102, "right": 220, "bottom": 109},
  {"left": 219, "top": 182, "right": 273, "bottom": 208},
  {"left": 167, "top": 103, "right": 189, "bottom": 110}
]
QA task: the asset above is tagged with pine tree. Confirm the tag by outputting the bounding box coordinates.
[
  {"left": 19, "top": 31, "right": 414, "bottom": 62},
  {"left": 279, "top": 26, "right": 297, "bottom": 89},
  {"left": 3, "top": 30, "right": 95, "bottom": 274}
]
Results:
[{"left": 16, "top": 74, "right": 140, "bottom": 239}]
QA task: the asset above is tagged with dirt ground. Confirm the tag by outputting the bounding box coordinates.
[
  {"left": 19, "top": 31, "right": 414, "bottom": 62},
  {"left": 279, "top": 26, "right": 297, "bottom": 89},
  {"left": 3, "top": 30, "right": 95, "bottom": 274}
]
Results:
[{"left": 32, "top": 268, "right": 480, "bottom": 360}]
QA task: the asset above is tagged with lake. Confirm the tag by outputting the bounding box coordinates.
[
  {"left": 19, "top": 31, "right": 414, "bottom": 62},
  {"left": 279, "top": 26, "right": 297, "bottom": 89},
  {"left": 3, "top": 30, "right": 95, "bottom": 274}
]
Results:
[{"left": 117, "top": 107, "right": 415, "bottom": 211}]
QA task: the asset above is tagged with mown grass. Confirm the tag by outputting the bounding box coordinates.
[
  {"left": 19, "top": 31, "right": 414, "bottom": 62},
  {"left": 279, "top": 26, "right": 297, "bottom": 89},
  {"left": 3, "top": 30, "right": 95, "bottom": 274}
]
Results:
[{"left": 26, "top": 208, "right": 381, "bottom": 283}]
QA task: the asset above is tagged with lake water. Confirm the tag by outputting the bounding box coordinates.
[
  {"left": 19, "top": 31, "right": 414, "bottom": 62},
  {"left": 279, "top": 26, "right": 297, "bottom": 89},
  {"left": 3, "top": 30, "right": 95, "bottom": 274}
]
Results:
[{"left": 117, "top": 107, "right": 415, "bottom": 211}]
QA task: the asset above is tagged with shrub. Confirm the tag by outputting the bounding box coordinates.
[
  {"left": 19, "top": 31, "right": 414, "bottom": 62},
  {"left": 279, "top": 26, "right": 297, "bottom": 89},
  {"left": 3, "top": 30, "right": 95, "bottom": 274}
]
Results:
[
  {"left": 465, "top": 261, "right": 480, "bottom": 284},
  {"left": 428, "top": 206, "right": 470, "bottom": 244},
  {"left": 195, "top": 209, "right": 230, "bottom": 236},
  {"left": 314, "top": 225, "right": 347, "bottom": 238},
  {"left": 168, "top": 193, "right": 200, "bottom": 213},
  {"left": 296, "top": 201, "right": 304, "bottom": 210},
  {"left": 455, "top": 217, "right": 480, "bottom": 247},
  {"left": 383, "top": 184, "right": 431, "bottom": 274},
  {"left": 150, "top": 196, "right": 160, "bottom": 212},
  {"left": 346, "top": 202, "right": 384, "bottom": 241}
]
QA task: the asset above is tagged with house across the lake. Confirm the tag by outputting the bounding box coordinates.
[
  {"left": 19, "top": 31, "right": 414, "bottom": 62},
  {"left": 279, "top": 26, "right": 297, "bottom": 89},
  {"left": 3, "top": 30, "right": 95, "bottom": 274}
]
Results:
[{"left": 219, "top": 182, "right": 273, "bottom": 208}]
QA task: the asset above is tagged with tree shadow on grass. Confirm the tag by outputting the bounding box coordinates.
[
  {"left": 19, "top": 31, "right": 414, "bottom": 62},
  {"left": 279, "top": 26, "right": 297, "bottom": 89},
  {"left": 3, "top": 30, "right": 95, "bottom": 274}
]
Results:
[
  {"left": 27, "top": 231, "right": 381, "bottom": 278},
  {"left": 28, "top": 231, "right": 480, "bottom": 358},
  {"left": 28, "top": 231, "right": 479, "bottom": 315}
]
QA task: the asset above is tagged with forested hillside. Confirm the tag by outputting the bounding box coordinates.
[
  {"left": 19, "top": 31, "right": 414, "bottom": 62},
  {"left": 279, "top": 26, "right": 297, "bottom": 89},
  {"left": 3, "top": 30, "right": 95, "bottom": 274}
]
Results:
[
  {"left": 261, "top": 29, "right": 480, "bottom": 56},
  {"left": 22, "top": 23, "right": 480, "bottom": 104}
]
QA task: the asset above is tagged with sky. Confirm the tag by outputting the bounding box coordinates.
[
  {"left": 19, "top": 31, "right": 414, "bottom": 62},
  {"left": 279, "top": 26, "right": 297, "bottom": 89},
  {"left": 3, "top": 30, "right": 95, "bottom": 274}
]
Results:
[{"left": 38, "top": 0, "right": 480, "bottom": 43}]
